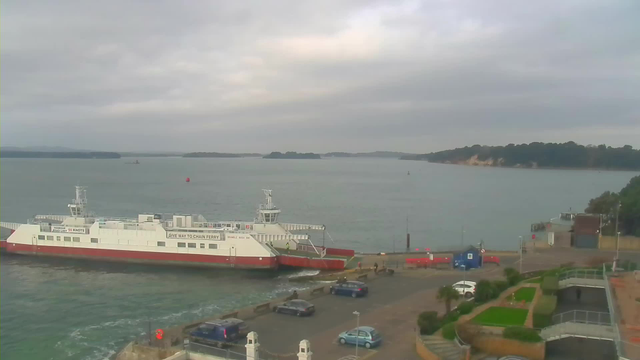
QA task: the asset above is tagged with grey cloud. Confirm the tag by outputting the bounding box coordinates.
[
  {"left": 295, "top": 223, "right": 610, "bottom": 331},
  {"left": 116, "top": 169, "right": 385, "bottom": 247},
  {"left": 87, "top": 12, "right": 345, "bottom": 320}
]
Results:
[{"left": 1, "top": 0, "right": 639, "bottom": 152}]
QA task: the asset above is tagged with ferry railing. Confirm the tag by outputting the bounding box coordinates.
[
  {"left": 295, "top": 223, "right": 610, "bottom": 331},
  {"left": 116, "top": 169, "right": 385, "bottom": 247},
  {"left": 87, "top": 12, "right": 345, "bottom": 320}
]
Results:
[{"left": 603, "top": 263, "right": 628, "bottom": 359}]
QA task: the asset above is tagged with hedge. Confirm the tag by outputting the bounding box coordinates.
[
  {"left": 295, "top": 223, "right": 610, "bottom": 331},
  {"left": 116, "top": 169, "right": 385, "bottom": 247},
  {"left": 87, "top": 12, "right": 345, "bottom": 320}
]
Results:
[
  {"left": 503, "top": 327, "right": 543, "bottom": 342},
  {"left": 541, "top": 275, "right": 559, "bottom": 295},
  {"left": 532, "top": 295, "right": 557, "bottom": 328},
  {"left": 441, "top": 311, "right": 460, "bottom": 325},
  {"left": 418, "top": 311, "right": 441, "bottom": 335},
  {"left": 493, "top": 280, "right": 509, "bottom": 293},
  {"left": 457, "top": 301, "right": 474, "bottom": 315},
  {"left": 442, "top": 323, "right": 456, "bottom": 340},
  {"left": 475, "top": 280, "right": 498, "bottom": 303}
]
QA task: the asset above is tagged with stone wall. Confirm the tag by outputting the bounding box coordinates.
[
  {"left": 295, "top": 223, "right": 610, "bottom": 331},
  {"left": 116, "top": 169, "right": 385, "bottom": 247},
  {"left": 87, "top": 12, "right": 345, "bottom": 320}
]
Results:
[
  {"left": 470, "top": 335, "right": 545, "bottom": 360},
  {"left": 599, "top": 235, "right": 640, "bottom": 251}
]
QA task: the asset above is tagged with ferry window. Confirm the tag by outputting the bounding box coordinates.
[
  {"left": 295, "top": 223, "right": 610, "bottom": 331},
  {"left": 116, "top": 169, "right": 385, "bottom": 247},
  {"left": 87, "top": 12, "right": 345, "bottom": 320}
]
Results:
[
  {"left": 38, "top": 235, "right": 45, "bottom": 240},
  {"left": 56, "top": 236, "right": 61, "bottom": 241},
  {"left": 91, "top": 238, "right": 99, "bottom": 243},
  {"left": 46, "top": 235, "right": 54, "bottom": 241},
  {"left": 72, "top": 237, "right": 80, "bottom": 242},
  {"left": 157, "top": 241, "right": 165, "bottom": 247},
  {"left": 177, "top": 242, "right": 186, "bottom": 248},
  {"left": 188, "top": 243, "right": 196, "bottom": 248},
  {"left": 200, "top": 243, "right": 205, "bottom": 249},
  {"left": 64, "top": 237, "right": 71, "bottom": 241},
  {"left": 209, "top": 244, "right": 218, "bottom": 249}
]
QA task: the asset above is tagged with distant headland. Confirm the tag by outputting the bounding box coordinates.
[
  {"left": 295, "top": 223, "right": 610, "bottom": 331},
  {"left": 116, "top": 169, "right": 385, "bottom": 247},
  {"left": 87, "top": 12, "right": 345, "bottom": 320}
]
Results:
[
  {"left": 263, "top": 152, "right": 321, "bottom": 159},
  {"left": 183, "top": 152, "right": 262, "bottom": 158},
  {"left": 401, "top": 142, "right": 640, "bottom": 170}
]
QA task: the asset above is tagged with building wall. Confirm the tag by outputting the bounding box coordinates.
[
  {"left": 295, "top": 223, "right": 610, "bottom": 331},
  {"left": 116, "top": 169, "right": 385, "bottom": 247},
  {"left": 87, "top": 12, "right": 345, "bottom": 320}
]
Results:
[
  {"left": 554, "top": 231, "right": 572, "bottom": 248},
  {"left": 575, "top": 234, "right": 598, "bottom": 249},
  {"left": 599, "top": 235, "right": 640, "bottom": 251}
]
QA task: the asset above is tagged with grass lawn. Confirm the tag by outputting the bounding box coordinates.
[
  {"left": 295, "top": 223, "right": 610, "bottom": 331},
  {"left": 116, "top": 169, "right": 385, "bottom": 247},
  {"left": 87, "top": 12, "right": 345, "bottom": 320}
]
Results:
[
  {"left": 472, "top": 307, "right": 528, "bottom": 327},
  {"left": 513, "top": 287, "right": 537, "bottom": 302},
  {"left": 525, "top": 277, "right": 542, "bottom": 284}
]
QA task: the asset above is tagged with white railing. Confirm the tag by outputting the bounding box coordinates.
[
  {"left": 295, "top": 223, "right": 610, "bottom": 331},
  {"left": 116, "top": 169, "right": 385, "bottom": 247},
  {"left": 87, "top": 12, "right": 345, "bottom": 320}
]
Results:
[
  {"left": 35, "top": 215, "right": 69, "bottom": 222},
  {"left": 280, "top": 223, "right": 325, "bottom": 231},
  {"left": 604, "top": 263, "right": 626, "bottom": 359},
  {"left": 0, "top": 222, "right": 22, "bottom": 230},
  {"left": 552, "top": 310, "right": 611, "bottom": 326},
  {"left": 542, "top": 322, "right": 615, "bottom": 341}
]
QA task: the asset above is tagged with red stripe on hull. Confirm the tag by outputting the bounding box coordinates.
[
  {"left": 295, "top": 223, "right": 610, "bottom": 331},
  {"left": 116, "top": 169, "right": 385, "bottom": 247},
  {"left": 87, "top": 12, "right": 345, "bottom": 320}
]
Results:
[
  {"left": 277, "top": 255, "right": 345, "bottom": 270},
  {"left": 6, "top": 243, "right": 278, "bottom": 270}
]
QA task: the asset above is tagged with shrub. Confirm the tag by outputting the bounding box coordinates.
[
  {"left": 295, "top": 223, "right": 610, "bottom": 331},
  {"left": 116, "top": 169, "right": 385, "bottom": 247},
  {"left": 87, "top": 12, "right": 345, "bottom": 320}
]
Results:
[
  {"left": 418, "top": 311, "right": 441, "bottom": 335},
  {"left": 541, "top": 276, "right": 559, "bottom": 295},
  {"left": 532, "top": 295, "right": 557, "bottom": 328},
  {"left": 493, "top": 280, "right": 509, "bottom": 293},
  {"left": 475, "top": 280, "right": 498, "bottom": 303},
  {"left": 442, "top": 323, "right": 457, "bottom": 340},
  {"left": 457, "top": 301, "right": 474, "bottom": 315},
  {"left": 441, "top": 311, "right": 460, "bottom": 325},
  {"left": 503, "top": 327, "right": 543, "bottom": 342},
  {"left": 504, "top": 267, "right": 522, "bottom": 286}
]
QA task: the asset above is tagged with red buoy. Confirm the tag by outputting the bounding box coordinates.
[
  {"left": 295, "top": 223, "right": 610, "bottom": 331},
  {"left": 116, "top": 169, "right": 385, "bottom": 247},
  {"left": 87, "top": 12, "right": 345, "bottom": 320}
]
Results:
[{"left": 186, "top": 177, "right": 190, "bottom": 183}]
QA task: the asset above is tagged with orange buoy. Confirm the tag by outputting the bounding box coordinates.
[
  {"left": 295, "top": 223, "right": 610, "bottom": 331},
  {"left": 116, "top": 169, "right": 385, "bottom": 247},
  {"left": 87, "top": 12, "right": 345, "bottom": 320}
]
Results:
[
  {"left": 155, "top": 329, "right": 164, "bottom": 340},
  {"left": 186, "top": 177, "right": 190, "bottom": 183}
]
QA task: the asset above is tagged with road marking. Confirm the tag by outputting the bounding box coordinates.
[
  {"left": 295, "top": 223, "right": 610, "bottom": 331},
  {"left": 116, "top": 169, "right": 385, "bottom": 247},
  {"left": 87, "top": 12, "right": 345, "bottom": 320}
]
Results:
[{"left": 337, "top": 349, "right": 378, "bottom": 360}]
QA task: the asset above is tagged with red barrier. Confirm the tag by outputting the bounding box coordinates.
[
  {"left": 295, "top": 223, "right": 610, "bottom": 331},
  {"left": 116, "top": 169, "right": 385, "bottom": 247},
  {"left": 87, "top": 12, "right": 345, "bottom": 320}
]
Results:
[{"left": 405, "top": 257, "right": 451, "bottom": 267}]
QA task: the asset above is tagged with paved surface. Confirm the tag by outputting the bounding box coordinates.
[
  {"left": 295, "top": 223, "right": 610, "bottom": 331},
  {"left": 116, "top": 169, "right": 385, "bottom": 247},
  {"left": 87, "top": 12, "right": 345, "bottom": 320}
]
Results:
[
  {"left": 546, "top": 337, "right": 617, "bottom": 360},
  {"left": 194, "top": 248, "right": 637, "bottom": 359}
]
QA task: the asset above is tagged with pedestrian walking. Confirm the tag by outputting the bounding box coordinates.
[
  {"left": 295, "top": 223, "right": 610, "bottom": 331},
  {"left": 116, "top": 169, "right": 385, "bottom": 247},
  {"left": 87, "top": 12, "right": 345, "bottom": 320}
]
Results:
[
  {"left": 373, "top": 262, "right": 379, "bottom": 275},
  {"left": 358, "top": 261, "right": 362, "bottom": 272}
]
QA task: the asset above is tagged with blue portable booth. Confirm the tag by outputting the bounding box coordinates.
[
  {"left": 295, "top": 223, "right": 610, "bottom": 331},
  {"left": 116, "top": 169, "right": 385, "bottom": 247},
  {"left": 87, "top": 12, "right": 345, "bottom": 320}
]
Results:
[{"left": 452, "top": 245, "right": 482, "bottom": 269}]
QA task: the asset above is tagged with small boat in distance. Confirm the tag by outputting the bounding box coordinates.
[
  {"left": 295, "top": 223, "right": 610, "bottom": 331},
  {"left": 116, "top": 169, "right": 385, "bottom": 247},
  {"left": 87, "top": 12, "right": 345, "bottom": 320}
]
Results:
[{"left": 125, "top": 160, "right": 140, "bottom": 164}]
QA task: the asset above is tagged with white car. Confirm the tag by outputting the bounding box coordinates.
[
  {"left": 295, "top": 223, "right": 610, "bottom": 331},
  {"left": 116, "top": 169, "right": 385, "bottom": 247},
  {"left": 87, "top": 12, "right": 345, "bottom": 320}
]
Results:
[{"left": 452, "top": 281, "right": 476, "bottom": 298}]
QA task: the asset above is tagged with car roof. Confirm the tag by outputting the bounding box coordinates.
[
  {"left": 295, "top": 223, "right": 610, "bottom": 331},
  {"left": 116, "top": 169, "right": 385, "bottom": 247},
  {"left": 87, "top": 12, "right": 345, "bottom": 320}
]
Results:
[
  {"left": 346, "top": 281, "right": 366, "bottom": 285},
  {"left": 351, "top": 326, "right": 376, "bottom": 332},
  {"left": 453, "top": 280, "right": 476, "bottom": 285}
]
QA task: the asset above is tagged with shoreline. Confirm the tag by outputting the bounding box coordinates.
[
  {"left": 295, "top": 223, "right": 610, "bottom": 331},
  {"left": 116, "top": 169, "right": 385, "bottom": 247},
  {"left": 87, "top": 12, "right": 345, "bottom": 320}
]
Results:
[{"left": 403, "top": 160, "right": 640, "bottom": 172}]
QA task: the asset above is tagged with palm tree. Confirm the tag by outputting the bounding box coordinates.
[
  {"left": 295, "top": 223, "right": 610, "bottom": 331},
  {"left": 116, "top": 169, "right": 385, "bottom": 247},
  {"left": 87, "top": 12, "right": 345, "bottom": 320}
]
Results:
[{"left": 437, "top": 285, "right": 460, "bottom": 314}]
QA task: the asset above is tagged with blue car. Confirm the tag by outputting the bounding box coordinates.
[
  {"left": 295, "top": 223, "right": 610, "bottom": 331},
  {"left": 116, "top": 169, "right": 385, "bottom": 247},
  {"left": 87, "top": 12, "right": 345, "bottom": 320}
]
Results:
[
  {"left": 338, "top": 326, "right": 382, "bottom": 349},
  {"left": 329, "top": 281, "right": 369, "bottom": 298}
]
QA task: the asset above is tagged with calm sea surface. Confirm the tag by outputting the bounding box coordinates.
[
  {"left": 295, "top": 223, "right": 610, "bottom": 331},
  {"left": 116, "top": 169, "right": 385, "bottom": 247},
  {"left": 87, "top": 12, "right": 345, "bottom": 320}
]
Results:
[{"left": 1, "top": 157, "right": 636, "bottom": 359}]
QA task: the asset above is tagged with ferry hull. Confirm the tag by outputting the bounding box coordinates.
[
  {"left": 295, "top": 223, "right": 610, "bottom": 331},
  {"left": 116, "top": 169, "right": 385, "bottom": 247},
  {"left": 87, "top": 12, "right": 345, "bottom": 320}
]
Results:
[{"left": 4, "top": 243, "right": 278, "bottom": 270}]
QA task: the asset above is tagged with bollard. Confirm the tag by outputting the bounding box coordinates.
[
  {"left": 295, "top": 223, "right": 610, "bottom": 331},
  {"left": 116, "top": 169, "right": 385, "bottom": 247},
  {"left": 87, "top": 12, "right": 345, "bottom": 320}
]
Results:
[
  {"left": 246, "top": 332, "right": 260, "bottom": 360},
  {"left": 298, "top": 339, "right": 312, "bottom": 360}
]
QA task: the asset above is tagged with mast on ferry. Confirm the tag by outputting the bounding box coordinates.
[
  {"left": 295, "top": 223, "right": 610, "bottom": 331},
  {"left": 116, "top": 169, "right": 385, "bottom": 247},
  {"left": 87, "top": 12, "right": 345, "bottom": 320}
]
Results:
[
  {"left": 256, "top": 189, "right": 281, "bottom": 224},
  {"left": 68, "top": 186, "right": 88, "bottom": 218}
]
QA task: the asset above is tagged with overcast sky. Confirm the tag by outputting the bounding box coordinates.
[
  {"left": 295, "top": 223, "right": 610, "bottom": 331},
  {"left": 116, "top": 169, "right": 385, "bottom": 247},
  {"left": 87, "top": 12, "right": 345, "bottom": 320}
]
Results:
[{"left": 1, "top": 0, "right": 639, "bottom": 153}]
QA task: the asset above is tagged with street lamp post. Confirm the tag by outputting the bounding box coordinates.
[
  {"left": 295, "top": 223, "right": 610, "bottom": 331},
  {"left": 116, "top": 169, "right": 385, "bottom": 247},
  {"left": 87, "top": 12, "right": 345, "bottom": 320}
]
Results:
[
  {"left": 461, "top": 264, "right": 466, "bottom": 284},
  {"left": 353, "top": 311, "right": 360, "bottom": 358},
  {"left": 614, "top": 202, "right": 621, "bottom": 272},
  {"left": 519, "top": 236, "right": 523, "bottom": 274}
]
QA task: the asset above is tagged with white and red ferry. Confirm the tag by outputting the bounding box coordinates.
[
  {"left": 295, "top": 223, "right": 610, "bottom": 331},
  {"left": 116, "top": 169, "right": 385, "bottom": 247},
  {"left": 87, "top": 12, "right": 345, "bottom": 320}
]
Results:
[{"left": 0, "top": 187, "right": 352, "bottom": 270}]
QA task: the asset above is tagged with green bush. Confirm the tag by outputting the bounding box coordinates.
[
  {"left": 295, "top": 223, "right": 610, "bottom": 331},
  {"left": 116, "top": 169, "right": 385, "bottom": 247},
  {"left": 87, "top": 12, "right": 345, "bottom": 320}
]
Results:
[
  {"left": 442, "top": 323, "right": 456, "bottom": 340},
  {"left": 532, "top": 295, "right": 557, "bottom": 328},
  {"left": 503, "top": 327, "right": 543, "bottom": 342},
  {"left": 504, "top": 267, "right": 522, "bottom": 286},
  {"left": 541, "top": 276, "right": 559, "bottom": 295},
  {"left": 457, "top": 301, "right": 474, "bottom": 315},
  {"left": 418, "top": 311, "right": 441, "bottom": 335},
  {"left": 441, "top": 311, "right": 460, "bottom": 325},
  {"left": 493, "top": 280, "right": 509, "bottom": 293},
  {"left": 475, "top": 280, "right": 498, "bottom": 303}
]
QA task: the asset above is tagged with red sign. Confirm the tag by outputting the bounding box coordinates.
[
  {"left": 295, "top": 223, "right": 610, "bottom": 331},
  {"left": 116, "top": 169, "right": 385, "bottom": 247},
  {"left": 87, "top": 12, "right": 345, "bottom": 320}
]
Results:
[{"left": 532, "top": 234, "right": 536, "bottom": 240}]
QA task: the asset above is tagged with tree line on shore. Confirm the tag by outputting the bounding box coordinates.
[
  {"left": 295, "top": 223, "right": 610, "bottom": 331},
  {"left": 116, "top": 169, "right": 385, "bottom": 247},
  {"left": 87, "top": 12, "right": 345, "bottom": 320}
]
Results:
[{"left": 585, "top": 175, "right": 640, "bottom": 237}]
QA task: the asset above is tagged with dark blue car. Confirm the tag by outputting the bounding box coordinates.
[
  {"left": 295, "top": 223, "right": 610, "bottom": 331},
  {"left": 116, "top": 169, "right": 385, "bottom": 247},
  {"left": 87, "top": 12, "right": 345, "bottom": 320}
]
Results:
[
  {"left": 329, "top": 281, "right": 369, "bottom": 298},
  {"left": 189, "top": 320, "right": 241, "bottom": 347}
]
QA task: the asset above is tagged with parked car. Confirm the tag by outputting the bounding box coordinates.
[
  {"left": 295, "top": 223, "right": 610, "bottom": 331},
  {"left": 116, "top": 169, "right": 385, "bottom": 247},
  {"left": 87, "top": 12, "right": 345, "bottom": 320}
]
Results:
[
  {"left": 329, "top": 281, "right": 369, "bottom": 298},
  {"left": 189, "top": 319, "right": 242, "bottom": 347},
  {"left": 273, "top": 299, "right": 315, "bottom": 316},
  {"left": 452, "top": 280, "right": 476, "bottom": 298},
  {"left": 223, "top": 318, "right": 250, "bottom": 337},
  {"left": 338, "top": 326, "right": 382, "bottom": 349}
]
